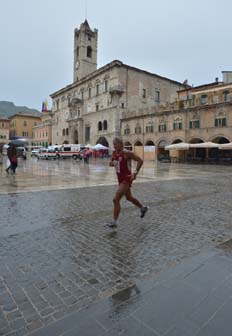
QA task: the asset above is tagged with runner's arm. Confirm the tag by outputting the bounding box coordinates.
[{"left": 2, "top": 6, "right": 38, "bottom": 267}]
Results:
[
  {"left": 109, "top": 156, "right": 115, "bottom": 167},
  {"left": 126, "top": 152, "right": 143, "bottom": 180}
]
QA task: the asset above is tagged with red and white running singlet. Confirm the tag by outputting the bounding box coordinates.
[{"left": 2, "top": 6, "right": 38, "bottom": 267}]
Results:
[{"left": 112, "top": 150, "right": 132, "bottom": 184}]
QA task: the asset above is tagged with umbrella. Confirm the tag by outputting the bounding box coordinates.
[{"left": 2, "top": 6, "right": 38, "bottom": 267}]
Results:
[
  {"left": 219, "top": 143, "right": 232, "bottom": 150},
  {"left": 93, "top": 143, "right": 109, "bottom": 150},
  {"left": 165, "top": 142, "right": 189, "bottom": 150},
  {"left": 189, "top": 142, "right": 220, "bottom": 148},
  {"left": 84, "top": 149, "right": 94, "bottom": 155}
]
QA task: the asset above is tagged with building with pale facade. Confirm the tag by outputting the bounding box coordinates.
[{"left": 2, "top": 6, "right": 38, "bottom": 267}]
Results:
[
  {"left": 0, "top": 118, "right": 10, "bottom": 143},
  {"left": 122, "top": 71, "right": 232, "bottom": 162},
  {"left": 32, "top": 111, "right": 53, "bottom": 147},
  {"left": 50, "top": 20, "right": 186, "bottom": 148}
]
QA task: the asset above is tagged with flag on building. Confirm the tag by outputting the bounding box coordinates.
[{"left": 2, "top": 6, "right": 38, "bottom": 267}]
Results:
[{"left": 41, "top": 99, "right": 48, "bottom": 112}]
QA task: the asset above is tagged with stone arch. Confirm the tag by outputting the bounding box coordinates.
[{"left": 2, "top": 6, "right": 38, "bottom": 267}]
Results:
[
  {"left": 124, "top": 141, "right": 132, "bottom": 151},
  {"left": 209, "top": 136, "right": 231, "bottom": 160},
  {"left": 172, "top": 138, "right": 184, "bottom": 144},
  {"left": 134, "top": 140, "right": 143, "bottom": 146},
  {"left": 188, "top": 137, "right": 204, "bottom": 144},
  {"left": 209, "top": 135, "right": 230, "bottom": 144},
  {"left": 96, "top": 136, "right": 109, "bottom": 147},
  {"left": 145, "top": 140, "right": 155, "bottom": 146},
  {"left": 157, "top": 139, "right": 169, "bottom": 148}
]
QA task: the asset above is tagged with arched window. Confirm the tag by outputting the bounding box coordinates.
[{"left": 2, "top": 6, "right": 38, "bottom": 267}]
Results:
[
  {"left": 96, "top": 82, "right": 100, "bottom": 96},
  {"left": 173, "top": 117, "right": 182, "bottom": 130},
  {"left": 124, "top": 124, "right": 130, "bottom": 135},
  {"left": 135, "top": 124, "right": 141, "bottom": 134},
  {"left": 223, "top": 90, "right": 230, "bottom": 102},
  {"left": 104, "top": 76, "right": 109, "bottom": 93},
  {"left": 103, "top": 120, "right": 107, "bottom": 130},
  {"left": 87, "top": 46, "right": 92, "bottom": 58},
  {"left": 201, "top": 94, "right": 208, "bottom": 105},
  {"left": 62, "top": 128, "right": 65, "bottom": 136},
  {"left": 145, "top": 140, "right": 155, "bottom": 146},
  {"left": 134, "top": 140, "right": 143, "bottom": 146},
  {"left": 98, "top": 121, "right": 102, "bottom": 131},
  {"left": 215, "top": 112, "right": 227, "bottom": 127},
  {"left": 146, "top": 121, "right": 154, "bottom": 133},
  {"left": 66, "top": 128, "right": 69, "bottom": 136},
  {"left": 104, "top": 79, "right": 108, "bottom": 92},
  {"left": 189, "top": 119, "right": 200, "bottom": 129},
  {"left": 124, "top": 141, "right": 132, "bottom": 150}
]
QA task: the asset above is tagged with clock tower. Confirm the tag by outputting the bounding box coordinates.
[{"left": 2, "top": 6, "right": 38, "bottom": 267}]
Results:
[{"left": 73, "top": 20, "right": 98, "bottom": 82}]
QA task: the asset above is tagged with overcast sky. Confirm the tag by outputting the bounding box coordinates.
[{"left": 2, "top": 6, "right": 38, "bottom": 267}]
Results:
[{"left": 1, "top": 0, "right": 232, "bottom": 111}]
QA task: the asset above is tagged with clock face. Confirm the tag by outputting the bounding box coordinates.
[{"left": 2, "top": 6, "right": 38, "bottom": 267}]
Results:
[{"left": 75, "top": 61, "right": 80, "bottom": 69}]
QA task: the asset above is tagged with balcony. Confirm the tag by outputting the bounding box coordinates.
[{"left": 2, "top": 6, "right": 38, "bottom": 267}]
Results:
[
  {"left": 68, "top": 98, "right": 83, "bottom": 108},
  {"left": 66, "top": 113, "right": 83, "bottom": 122},
  {"left": 109, "top": 85, "right": 124, "bottom": 95}
]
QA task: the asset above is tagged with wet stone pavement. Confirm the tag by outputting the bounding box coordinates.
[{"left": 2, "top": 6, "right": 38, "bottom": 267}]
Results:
[{"left": 0, "top": 158, "right": 232, "bottom": 335}]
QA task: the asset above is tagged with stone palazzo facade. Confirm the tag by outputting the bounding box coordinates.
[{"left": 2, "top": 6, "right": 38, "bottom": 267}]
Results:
[
  {"left": 122, "top": 72, "right": 232, "bottom": 160},
  {"left": 50, "top": 20, "right": 186, "bottom": 148},
  {"left": 51, "top": 20, "right": 232, "bottom": 161}
]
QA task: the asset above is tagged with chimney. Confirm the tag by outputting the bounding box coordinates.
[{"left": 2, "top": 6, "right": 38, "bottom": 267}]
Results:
[
  {"left": 215, "top": 77, "right": 219, "bottom": 83},
  {"left": 222, "top": 71, "right": 232, "bottom": 84}
]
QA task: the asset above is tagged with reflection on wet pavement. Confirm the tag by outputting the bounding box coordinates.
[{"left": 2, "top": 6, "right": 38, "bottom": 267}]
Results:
[{"left": 1, "top": 156, "right": 232, "bottom": 194}]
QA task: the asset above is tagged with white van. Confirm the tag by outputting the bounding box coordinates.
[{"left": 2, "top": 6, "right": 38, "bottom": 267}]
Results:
[{"left": 56, "top": 144, "right": 86, "bottom": 160}]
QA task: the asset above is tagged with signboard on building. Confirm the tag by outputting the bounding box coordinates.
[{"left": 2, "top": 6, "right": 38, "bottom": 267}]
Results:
[{"left": 144, "top": 146, "right": 155, "bottom": 152}]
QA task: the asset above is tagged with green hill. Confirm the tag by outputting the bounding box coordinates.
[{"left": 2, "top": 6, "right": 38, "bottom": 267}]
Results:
[{"left": 0, "top": 101, "right": 41, "bottom": 118}]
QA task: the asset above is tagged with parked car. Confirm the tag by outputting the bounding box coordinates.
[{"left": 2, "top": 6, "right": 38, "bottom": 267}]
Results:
[
  {"left": 158, "top": 153, "right": 171, "bottom": 163},
  {"left": 37, "top": 148, "right": 57, "bottom": 160},
  {"left": 31, "top": 148, "right": 41, "bottom": 157}
]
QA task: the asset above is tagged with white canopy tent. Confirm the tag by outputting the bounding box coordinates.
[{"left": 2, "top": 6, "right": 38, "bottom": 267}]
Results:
[
  {"left": 92, "top": 143, "right": 109, "bottom": 150},
  {"left": 189, "top": 142, "right": 220, "bottom": 148},
  {"left": 219, "top": 143, "right": 232, "bottom": 150},
  {"left": 165, "top": 142, "right": 189, "bottom": 150}
]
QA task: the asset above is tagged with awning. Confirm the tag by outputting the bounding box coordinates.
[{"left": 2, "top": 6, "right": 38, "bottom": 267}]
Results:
[
  {"left": 189, "top": 142, "right": 220, "bottom": 148},
  {"left": 93, "top": 144, "right": 109, "bottom": 150},
  {"left": 165, "top": 142, "right": 189, "bottom": 150},
  {"left": 219, "top": 143, "right": 232, "bottom": 150}
]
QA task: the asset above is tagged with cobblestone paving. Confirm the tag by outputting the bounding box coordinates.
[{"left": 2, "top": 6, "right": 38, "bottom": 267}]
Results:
[{"left": 0, "top": 165, "right": 232, "bottom": 335}]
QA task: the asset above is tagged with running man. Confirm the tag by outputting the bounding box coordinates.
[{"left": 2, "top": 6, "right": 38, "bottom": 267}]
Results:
[{"left": 107, "top": 137, "right": 148, "bottom": 229}]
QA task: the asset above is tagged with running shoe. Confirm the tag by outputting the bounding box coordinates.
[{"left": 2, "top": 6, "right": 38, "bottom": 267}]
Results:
[
  {"left": 105, "top": 222, "right": 117, "bottom": 229},
  {"left": 140, "top": 206, "right": 149, "bottom": 218}
]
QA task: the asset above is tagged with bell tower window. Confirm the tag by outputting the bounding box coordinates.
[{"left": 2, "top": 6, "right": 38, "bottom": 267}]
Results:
[{"left": 87, "top": 46, "right": 92, "bottom": 58}]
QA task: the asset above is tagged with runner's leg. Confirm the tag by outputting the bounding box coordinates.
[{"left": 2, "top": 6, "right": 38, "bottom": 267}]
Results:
[
  {"left": 125, "top": 188, "right": 143, "bottom": 208},
  {"left": 113, "top": 182, "right": 130, "bottom": 220}
]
